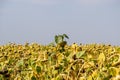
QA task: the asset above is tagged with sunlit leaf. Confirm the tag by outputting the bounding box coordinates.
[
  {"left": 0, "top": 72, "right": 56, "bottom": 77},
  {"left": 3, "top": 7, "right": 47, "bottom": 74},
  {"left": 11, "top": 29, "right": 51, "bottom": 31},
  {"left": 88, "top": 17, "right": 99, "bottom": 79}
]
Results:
[
  {"left": 16, "top": 58, "right": 24, "bottom": 67},
  {"left": 76, "top": 51, "right": 85, "bottom": 58},
  {"left": 109, "top": 67, "right": 119, "bottom": 77},
  {"left": 87, "top": 75, "right": 93, "bottom": 80},
  {"left": 98, "top": 53, "right": 105, "bottom": 64}
]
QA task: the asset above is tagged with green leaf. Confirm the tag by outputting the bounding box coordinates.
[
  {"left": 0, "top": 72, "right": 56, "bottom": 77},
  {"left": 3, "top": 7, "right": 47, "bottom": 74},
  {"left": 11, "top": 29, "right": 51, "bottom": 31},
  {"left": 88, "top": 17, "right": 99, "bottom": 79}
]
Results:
[
  {"left": 31, "top": 76, "right": 36, "bottom": 80},
  {"left": 76, "top": 51, "right": 85, "bottom": 58},
  {"left": 0, "top": 76, "right": 3, "bottom": 80},
  {"left": 58, "top": 41, "right": 67, "bottom": 47},
  {"left": 55, "top": 35, "right": 58, "bottom": 43},
  {"left": 16, "top": 58, "right": 24, "bottom": 67},
  {"left": 36, "top": 66, "right": 41, "bottom": 74},
  {"left": 48, "top": 42, "right": 55, "bottom": 47},
  {"left": 63, "top": 34, "right": 69, "bottom": 39},
  {"left": 57, "top": 36, "right": 63, "bottom": 43},
  {"left": 54, "top": 34, "right": 69, "bottom": 45}
]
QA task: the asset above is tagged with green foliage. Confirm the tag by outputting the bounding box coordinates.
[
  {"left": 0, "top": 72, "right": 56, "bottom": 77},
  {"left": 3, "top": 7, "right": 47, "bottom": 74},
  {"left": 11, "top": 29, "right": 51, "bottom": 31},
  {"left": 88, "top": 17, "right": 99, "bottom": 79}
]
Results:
[
  {"left": 55, "top": 34, "right": 69, "bottom": 47},
  {"left": 31, "top": 76, "right": 36, "bottom": 80},
  {"left": 36, "top": 66, "right": 41, "bottom": 74}
]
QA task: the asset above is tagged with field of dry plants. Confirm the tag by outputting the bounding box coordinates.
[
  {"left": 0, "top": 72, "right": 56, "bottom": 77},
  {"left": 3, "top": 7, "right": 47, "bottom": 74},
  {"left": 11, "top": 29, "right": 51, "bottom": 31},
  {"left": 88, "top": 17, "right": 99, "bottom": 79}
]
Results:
[{"left": 0, "top": 34, "right": 120, "bottom": 80}]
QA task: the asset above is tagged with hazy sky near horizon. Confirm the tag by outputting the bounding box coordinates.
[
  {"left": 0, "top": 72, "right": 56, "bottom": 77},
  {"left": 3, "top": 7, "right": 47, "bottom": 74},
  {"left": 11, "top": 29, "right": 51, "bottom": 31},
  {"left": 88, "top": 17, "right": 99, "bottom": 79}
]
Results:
[{"left": 0, "top": 0, "right": 120, "bottom": 45}]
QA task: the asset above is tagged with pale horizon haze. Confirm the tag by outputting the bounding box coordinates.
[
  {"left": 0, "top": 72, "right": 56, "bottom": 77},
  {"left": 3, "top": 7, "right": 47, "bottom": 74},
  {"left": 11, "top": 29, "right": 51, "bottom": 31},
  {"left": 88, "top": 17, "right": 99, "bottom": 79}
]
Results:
[{"left": 0, "top": 0, "right": 120, "bottom": 45}]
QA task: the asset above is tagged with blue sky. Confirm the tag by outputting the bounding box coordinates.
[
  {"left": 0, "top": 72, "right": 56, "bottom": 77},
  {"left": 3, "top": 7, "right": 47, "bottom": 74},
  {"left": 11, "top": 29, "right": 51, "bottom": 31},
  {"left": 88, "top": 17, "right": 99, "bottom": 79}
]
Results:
[{"left": 0, "top": 0, "right": 120, "bottom": 45}]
